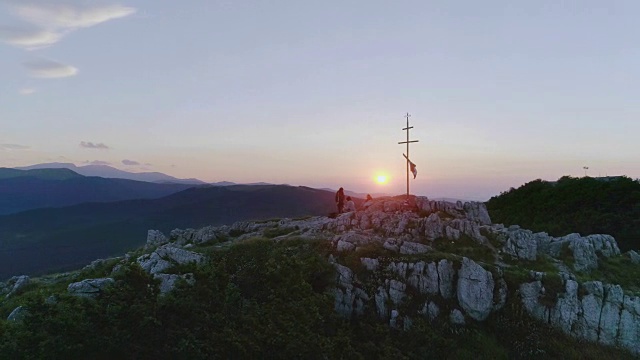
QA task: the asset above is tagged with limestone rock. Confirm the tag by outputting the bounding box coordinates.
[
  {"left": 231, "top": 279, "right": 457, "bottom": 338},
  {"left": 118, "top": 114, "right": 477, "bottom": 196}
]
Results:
[
  {"left": 7, "top": 306, "right": 27, "bottom": 322},
  {"left": 423, "top": 213, "right": 444, "bottom": 240},
  {"left": 155, "top": 273, "right": 195, "bottom": 295},
  {"left": 3, "top": 275, "right": 30, "bottom": 299},
  {"left": 407, "top": 261, "right": 439, "bottom": 295},
  {"left": 68, "top": 278, "right": 115, "bottom": 298},
  {"left": 598, "top": 284, "right": 623, "bottom": 346},
  {"left": 137, "top": 245, "right": 205, "bottom": 275},
  {"left": 437, "top": 259, "right": 455, "bottom": 299},
  {"left": 361, "top": 258, "right": 379, "bottom": 271},
  {"left": 456, "top": 257, "right": 495, "bottom": 321},
  {"left": 519, "top": 281, "right": 550, "bottom": 322},
  {"left": 569, "top": 239, "right": 598, "bottom": 272},
  {"left": 503, "top": 229, "right": 537, "bottom": 260},
  {"left": 388, "top": 279, "right": 406, "bottom": 305},
  {"left": 336, "top": 240, "right": 356, "bottom": 252},
  {"left": 628, "top": 250, "right": 640, "bottom": 264},
  {"left": 375, "top": 285, "right": 390, "bottom": 319},
  {"left": 335, "top": 263, "right": 354, "bottom": 289},
  {"left": 146, "top": 230, "right": 168, "bottom": 247},
  {"left": 463, "top": 201, "right": 492, "bottom": 225},
  {"left": 383, "top": 238, "right": 400, "bottom": 253},
  {"left": 450, "top": 309, "right": 465, "bottom": 325},
  {"left": 549, "top": 280, "right": 580, "bottom": 334},
  {"left": 400, "top": 241, "right": 431, "bottom": 254},
  {"left": 585, "top": 234, "right": 620, "bottom": 258}
]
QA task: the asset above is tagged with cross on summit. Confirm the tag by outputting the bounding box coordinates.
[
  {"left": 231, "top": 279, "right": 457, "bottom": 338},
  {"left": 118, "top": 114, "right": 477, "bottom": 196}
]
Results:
[{"left": 398, "top": 113, "right": 419, "bottom": 199}]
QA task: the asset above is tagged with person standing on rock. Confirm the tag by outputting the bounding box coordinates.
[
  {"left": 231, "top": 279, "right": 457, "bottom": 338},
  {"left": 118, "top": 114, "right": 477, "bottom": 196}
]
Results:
[{"left": 335, "top": 187, "right": 345, "bottom": 213}]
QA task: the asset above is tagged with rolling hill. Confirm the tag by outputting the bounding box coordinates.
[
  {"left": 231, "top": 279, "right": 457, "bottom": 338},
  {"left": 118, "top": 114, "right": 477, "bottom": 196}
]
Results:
[
  {"left": 0, "top": 168, "right": 197, "bottom": 215},
  {"left": 0, "top": 185, "right": 338, "bottom": 279}
]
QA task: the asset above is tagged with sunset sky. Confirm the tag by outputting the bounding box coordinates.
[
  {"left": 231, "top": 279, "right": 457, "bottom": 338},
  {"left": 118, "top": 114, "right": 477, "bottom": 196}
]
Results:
[{"left": 1, "top": 1, "right": 639, "bottom": 200}]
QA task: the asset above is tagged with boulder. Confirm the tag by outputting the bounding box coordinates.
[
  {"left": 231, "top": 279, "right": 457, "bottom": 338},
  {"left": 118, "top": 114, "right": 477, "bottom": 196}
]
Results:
[
  {"left": 4, "top": 275, "right": 30, "bottom": 299},
  {"left": 68, "top": 278, "right": 115, "bottom": 298},
  {"left": 456, "top": 257, "right": 495, "bottom": 321},
  {"left": 423, "top": 213, "right": 444, "bottom": 240},
  {"left": 450, "top": 309, "right": 465, "bottom": 325},
  {"left": 629, "top": 250, "right": 640, "bottom": 264}
]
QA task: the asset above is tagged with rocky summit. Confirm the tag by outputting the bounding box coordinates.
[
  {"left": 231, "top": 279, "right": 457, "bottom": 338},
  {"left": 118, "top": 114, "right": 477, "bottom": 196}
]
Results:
[{"left": 2, "top": 195, "right": 639, "bottom": 357}]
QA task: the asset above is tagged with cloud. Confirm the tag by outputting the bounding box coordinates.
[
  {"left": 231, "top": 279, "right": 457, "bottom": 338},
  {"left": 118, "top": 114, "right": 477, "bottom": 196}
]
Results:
[
  {"left": 80, "top": 141, "right": 110, "bottom": 150},
  {"left": 23, "top": 58, "right": 78, "bottom": 78},
  {"left": 86, "top": 160, "right": 110, "bottom": 166},
  {"left": 0, "top": 143, "right": 30, "bottom": 150},
  {"left": 0, "top": 26, "right": 62, "bottom": 49},
  {"left": 122, "top": 159, "right": 140, "bottom": 166},
  {"left": 19, "top": 87, "right": 36, "bottom": 95},
  {"left": 1, "top": 1, "right": 136, "bottom": 49}
]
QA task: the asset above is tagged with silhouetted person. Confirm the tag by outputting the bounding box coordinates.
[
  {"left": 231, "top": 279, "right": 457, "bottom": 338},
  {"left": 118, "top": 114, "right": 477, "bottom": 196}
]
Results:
[
  {"left": 335, "top": 187, "right": 345, "bottom": 213},
  {"left": 344, "top": 196, "right": 356, "bottom": 212}
]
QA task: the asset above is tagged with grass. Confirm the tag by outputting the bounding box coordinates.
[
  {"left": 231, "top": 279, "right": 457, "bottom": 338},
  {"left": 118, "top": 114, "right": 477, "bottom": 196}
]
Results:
[
  {"left": 575, "top": 255, "right": 640, "bottom": 295},
  {"left": 432, "top": 235, "right": 496, "bottom": 264}
]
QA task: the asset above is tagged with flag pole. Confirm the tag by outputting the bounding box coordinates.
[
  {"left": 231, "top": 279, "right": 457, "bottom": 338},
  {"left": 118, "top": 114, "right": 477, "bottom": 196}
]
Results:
[{"left": 398, "top": 113, "right": 419, "bottom": 200}]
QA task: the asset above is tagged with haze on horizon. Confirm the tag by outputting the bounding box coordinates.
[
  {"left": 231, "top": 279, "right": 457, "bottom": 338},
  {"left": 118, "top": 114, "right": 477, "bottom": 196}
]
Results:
[{"left": 1, "top": 1, "right": 639, "bottom": 201}]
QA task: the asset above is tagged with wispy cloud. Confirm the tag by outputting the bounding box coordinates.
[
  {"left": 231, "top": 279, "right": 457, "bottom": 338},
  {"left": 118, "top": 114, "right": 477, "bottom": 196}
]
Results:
[
  {"left": 1, "top": 1, "right": 136, "bottom": 49},
  {"left": 0, "top": 143, "right": 30, "bottom": 150},
  {"left": 122, "top": 159, "right": 140, "bottom": 166},
  {"left": 24, "top": 58, "right": 78, "bottom": 78},
  {"left": 18, "top": 87, "right": 36, "bottom": 95},
  {"left": 80, "top": 141, "right": 110, "bottom": 150},
  {"left": 0, "top": 26, "right": 62, "bottom": 49}
]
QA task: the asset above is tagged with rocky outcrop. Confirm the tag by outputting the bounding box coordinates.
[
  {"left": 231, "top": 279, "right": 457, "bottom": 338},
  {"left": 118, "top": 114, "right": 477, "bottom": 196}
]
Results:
[
  {"left": 2, "top": 275, "right": 30, "bottom": 299},
  {"left": 456, "top": 258, "right": 495, "bottom": 321},
  {"left": 629, "top": 250, "right": 640, "bottom": 264},
  {"left": 519, "top": 276, "right": 640, "bottom": 355},
  {"left": 155, "top": 273, "right": 195, "bottom": 295},
  {"left": 500, "top": 229, "right": 538, "bottom": 261},
  {"left": 68, "top": 278, "right": 115, "bottom": 298},
  {"left": 137, "top": 244, "right": 205, "bottom": 275}
]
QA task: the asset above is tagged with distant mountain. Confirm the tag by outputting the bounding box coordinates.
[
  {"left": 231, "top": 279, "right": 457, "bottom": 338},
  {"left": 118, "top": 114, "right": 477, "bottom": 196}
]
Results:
[
  {"left": 0, "top": 169, "right": 196, "bottom": 215},
  {"left": 17, "top": 163, "right": 206, "bottom": 185},
  {"left": 0, "top": 167, "right": 81, "bottom": 181},
  {"left": 0, "top": 185, "right": 337, "bottom": 278}
]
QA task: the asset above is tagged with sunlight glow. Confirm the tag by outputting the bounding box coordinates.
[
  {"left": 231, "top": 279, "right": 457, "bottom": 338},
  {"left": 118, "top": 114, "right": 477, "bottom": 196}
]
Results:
[{"left": 376, "top": 175, "right": 388, "bottom": 184}]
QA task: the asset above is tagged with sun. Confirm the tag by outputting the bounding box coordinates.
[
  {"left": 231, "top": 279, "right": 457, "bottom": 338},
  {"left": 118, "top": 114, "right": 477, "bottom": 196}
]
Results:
[{"left": 376, "top": 175, "right": 388, "bottom": 184}]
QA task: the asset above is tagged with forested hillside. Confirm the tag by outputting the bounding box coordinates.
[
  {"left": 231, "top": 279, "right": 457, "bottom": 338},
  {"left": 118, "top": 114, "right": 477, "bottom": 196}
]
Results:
[{"left": 486, "top": 176, "right": 640, "bottom": 251}]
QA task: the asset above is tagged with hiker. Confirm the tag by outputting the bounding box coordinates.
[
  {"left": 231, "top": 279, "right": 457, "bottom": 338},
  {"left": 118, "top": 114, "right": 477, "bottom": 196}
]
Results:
[
  {"left": 344, "top": 196, "right": 356, "bottom": 212},
  {"left": 335, "top": 187, "right": 345, "bottom": 213}
]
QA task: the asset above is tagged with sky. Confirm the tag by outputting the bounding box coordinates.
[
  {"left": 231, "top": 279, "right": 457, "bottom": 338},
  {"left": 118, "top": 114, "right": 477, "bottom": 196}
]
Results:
[{"left": 1, "top": 1, "right": 639, "bottom": 201}]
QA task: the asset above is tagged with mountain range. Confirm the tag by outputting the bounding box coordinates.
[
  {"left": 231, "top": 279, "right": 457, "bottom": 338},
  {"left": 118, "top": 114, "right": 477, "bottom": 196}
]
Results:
[
  {"left": 0, "top": 168, "right": 196, "bottom": 215},
  {"left": 0, "top": 184, "right": 340, "bottom": 279},
  {"left": 17, "top": 163, "right": 206, "bottom": 184}
]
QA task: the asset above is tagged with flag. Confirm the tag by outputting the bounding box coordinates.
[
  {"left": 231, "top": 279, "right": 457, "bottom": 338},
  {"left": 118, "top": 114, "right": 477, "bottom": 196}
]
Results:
[{"left": 403, "top": 154, "right": 417, "bottom": 179}]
